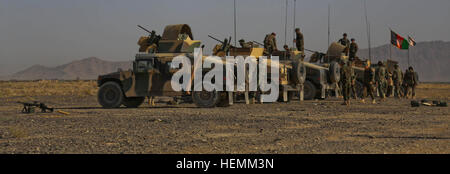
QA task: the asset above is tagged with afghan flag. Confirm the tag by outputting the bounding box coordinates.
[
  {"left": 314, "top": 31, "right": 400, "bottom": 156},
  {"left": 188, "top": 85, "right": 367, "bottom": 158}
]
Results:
[
  {"left": 391, "top": 30, "right": 409, "bottom": 49},
  {"left": 408, "top": 36, "right": 416, "bottom": 46}
]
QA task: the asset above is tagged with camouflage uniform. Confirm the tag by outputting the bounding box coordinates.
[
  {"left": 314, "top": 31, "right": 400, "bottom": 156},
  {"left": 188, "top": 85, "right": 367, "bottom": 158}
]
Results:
[
  {"left": 295, "top": 32, "right": 304, "bottom": 53},
  {"left": 350, "top": 64, "right": 357, "bottom": 99},
  {"left": 239, "top": 40, "right": 253, "bottom": 49},
  {"left": 362, "top": 67, "right": 375, "bottom": 101},
  {"left": 392, "top": 66, "right": 403, "bottom": 98},
  {"left": 264, "top": 34, "right": 277, "bottom": 55},
  {"left": 349, "top": 42, "right": 358, "bottom": 61},
  {"left": 341, "top": 63, "right": 354, "bottom": 103},
  {"left": 375, "top": 65, "right": 388, "bottom": 99},
  {"left": 404, "top": 69, "right": 417, "bottom": 98},
  {"left": 338, "top": 38, "right": 350, "bottom": 56}
]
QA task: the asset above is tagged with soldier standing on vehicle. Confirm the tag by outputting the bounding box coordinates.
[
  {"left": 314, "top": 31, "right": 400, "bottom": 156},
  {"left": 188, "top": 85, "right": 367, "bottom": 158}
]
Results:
[
  {"left": 341, "top": 61, "right": 354, "bottom": 106},
  {"left": 375, "top": 61, "right": 388, "bottom": 101},
  {"left": 264, "top": 32, "right": 278, "bottom": 55},
  {"left": 338, "top": 33, "right": 350, "bottom": 56},
  {"left": 404, "top": 66, "right": 418, "bottom": 99},
  {"left": 392, "top": 64, "right": 403, "bottom": 98},
  {"left": 349, "top": 38, "right": 358, "bottom": 61},
  {"left": 293, "top": 28, "right": 305, "bottom": 58},
  {"left": 361, "top": 61, "right": 376, "bottom": 104}
]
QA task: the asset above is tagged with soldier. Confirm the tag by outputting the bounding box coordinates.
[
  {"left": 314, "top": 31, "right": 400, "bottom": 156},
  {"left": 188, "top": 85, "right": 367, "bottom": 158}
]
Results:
[
  {"left": 375, "top": 61, "right": 388, "bottom": 100},
  {"left": 386, "top": 71, "right": 394, "bottom": 97},
  {"left": 293, "top": 28, "right": 305, "bottom": 57},
  {"left": 392, "top": 64, "right": 403, "bottom": 98},
  {"left": 361, "top": 61, "right": 376, "bottom": 104},
  {"left": 404, "top": 66, "right": 418, "bottom": 99},
  {"left": 341, "top": 61, "right": 354, "bottom": 106},
  {"left": 239, "top": 39, "right": 253, "bottom": 49},
  {"left": 338, "top": 33, "right": 350, "bottom": 56},
  {"left": 349, "top": 60, "right": 358, "bottom": 99},
  {"left": 264, "top": 32, "right": 278, "bottom": 55},
  {"left": 349, "top": 38, "right": 358, "bottom": 61},
  {"left": 283, "top": 45, "right": 291, "bottom": 59}
]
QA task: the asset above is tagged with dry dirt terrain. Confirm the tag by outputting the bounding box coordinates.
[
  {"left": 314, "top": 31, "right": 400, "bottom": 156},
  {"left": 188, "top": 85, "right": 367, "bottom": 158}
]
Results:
[{"left": 0, "top": 81, "right": 449, "bottom": 154}]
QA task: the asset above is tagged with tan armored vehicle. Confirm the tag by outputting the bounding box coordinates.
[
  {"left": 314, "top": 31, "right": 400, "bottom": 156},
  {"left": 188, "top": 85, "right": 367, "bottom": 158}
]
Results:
[{"left": 97, "top": 24, "right": 306, "bottom": 108}]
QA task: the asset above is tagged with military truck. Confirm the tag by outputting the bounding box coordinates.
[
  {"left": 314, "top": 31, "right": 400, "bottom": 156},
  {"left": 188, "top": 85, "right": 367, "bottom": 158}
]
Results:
[
  {"left": 300, "top": 42, "right": 344, "bottom": 100},
  {"left": 97, "top": 24, "right": 306, "bottom": 108}
]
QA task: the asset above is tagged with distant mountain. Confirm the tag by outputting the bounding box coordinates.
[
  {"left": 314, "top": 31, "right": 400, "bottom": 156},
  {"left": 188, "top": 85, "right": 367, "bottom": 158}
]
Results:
[
  {"left": 8, "top": 57, "right": 131, "bottom": 80},
  {"left": 358, "top": 41, "right": 450, "bottom": 82}
]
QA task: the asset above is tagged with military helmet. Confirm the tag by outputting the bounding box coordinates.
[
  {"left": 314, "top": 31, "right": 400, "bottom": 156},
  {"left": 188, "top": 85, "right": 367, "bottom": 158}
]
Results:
[
  {"left": 239, "top": 39, "right": 245, "bottom": 43},
  {"left": 378, "top": 61, "right": 384, "bottom": 66}
]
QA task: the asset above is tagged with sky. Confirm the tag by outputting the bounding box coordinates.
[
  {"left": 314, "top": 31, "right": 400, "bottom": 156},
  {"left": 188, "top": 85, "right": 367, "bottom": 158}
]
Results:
[{"left": 1, "top": 0, "right": 449, "bottom": 75}]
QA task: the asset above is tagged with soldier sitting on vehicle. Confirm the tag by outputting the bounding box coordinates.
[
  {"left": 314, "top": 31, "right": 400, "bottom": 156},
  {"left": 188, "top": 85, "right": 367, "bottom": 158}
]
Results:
[{"left": 239, "top": 39, "right": 254, "bottom": 49}]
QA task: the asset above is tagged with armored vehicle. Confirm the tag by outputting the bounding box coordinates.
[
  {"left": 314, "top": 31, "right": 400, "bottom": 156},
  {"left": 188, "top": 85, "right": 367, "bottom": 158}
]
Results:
[
  {"left": 97, "top": 24, "right": 306, "bottom": 108},
  {"left": 301, "top": 42, "right": 345, "bottom": 100}
]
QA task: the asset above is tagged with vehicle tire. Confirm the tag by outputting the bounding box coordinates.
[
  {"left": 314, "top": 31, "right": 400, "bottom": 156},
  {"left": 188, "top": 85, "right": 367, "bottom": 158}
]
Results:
[
  {"left": 98, "top": 81, "right": 124, "bottom": 108},
  {"left": 192, "top": 84, "right": 220, "bottom": 108},
  {"left": 303, "top": 80, "right": 317, "bottom": 100},
  {"left": 329, "top": 61, "right": 341, "bottom": 83},
  {"left": 292, "top": 61, "right": 306, "bottom": 84},
  {"left": 122, "top": 97, "right": 145, "bottom": 108}
]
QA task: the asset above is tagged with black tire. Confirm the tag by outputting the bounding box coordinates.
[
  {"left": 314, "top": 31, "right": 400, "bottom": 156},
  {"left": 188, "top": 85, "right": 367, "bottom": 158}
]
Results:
[
  {"left": 98, "top": 81, "right": 124, "bottom": 108},
  {"left": 303, "top": 80, "right": 317, "bottom": 100},
  {"left": 122, "top": 97, "right": 145, "bottom": 108},
  {"left": 329, "top": 62, "right": 341, "bottom": 83},
  {"left": 192, "top": 84, "right": 220, "bottom": 108}
]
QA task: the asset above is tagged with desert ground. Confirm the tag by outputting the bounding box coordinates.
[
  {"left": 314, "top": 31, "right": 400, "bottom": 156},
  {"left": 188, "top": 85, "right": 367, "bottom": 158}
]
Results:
[{"left": 0, "top": 80, "right": 448, "bottom": 154}]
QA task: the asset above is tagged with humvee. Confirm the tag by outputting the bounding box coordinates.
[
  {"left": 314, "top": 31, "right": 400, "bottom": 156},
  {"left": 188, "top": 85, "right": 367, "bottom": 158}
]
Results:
[
  {"left": 301, "top": 42, "right": 344, "bottom": 100},
  {"left": 97, "top": 24, "right": 307, "bottom": 108}
]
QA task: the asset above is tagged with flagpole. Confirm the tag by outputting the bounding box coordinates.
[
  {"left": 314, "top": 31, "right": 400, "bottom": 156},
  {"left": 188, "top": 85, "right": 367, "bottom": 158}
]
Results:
[{"left": 408, "top": 44, "right": 410, "bottom": 67}]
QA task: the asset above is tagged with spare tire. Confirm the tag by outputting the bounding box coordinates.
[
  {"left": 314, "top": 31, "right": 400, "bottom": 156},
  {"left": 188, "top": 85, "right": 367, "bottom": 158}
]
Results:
[
  {"left": 329, "top": 61, "right": 340, "bottom": 83},
  {"left": 291, "top": 61, "right": 306, "bottom": 84}
]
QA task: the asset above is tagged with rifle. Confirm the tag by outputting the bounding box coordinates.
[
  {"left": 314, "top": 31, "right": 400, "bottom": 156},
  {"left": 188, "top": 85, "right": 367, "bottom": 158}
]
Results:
[
  {"left": 252, "top": 41, "right": 264, "bottom": 47},
  {"left": 208, "top": 35, "right": 235, "bottom": 48},
  {"left": 17, "top": 101, "right": 54, "bottom": 113},
  {"left": 137, "top": 25, "right": 153, "bottom": 34}
]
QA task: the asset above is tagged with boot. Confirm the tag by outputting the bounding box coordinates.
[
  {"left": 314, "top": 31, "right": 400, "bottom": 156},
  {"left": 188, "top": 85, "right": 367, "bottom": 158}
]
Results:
[{"left": 372, "top": 99, "right": 376, "bottom": 104}]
